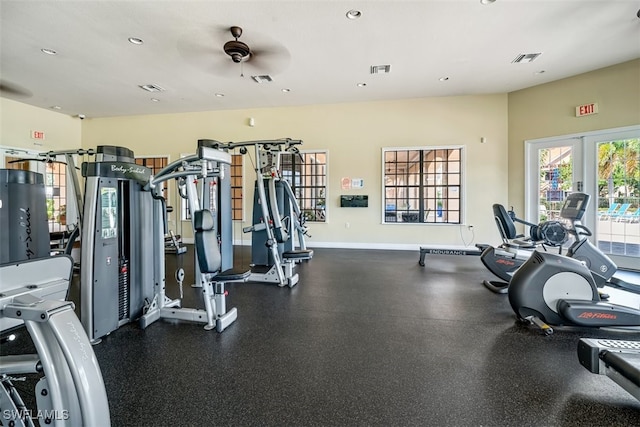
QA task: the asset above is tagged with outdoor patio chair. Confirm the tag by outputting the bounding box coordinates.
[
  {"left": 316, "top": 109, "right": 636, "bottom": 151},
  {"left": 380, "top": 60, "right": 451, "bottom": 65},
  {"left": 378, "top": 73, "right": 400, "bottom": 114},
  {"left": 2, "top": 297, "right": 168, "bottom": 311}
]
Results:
[
  {"left": 611, "top": 203, "right": 631, "bottom": 221},
  {"left": 620, "top": 208, "right": 640, "bottom": 223},
  {"left": 598, "top": 202, "right": 619, "bottom": 220}
]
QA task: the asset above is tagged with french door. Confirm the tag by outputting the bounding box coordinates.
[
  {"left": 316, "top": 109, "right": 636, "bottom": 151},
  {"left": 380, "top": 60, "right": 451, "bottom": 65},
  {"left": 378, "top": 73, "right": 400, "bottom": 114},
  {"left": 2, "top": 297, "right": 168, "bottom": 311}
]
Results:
[{"left": 525, "top": 125, "right": 640, "bottom": 271}]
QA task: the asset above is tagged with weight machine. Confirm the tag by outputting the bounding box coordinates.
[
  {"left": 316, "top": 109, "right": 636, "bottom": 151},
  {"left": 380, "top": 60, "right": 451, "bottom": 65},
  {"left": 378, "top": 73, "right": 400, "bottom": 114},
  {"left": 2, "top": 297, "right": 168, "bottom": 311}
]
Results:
[
  {"left": 198, "top": 138, "right": 313, "bottom": 288},
  {"left": 139, "top": 144, "right": 248, "bottom": 332},
  {"left": 0, "top": 169, "right": 50, "bottom": 264},
  {"left": 1, "top": 256, "right": 110, "bottom": 427}
]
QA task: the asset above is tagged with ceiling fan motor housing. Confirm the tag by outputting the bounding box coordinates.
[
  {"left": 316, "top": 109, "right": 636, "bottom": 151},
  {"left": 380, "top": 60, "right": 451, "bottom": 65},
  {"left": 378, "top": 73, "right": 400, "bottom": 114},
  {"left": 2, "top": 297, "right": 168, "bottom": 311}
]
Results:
[
  {"left": 224, "top": 26, "right": 250, "bottom": 63},
  {"left": 224, "top": 40, "right": 250, "bottom": 62}
]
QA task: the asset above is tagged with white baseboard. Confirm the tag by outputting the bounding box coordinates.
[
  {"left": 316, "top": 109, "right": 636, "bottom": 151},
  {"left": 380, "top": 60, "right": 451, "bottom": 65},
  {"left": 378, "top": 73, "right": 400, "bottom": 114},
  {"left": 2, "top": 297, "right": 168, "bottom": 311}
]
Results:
[{"left": 181, "top": 238, "right": 476, "bottom": 251}]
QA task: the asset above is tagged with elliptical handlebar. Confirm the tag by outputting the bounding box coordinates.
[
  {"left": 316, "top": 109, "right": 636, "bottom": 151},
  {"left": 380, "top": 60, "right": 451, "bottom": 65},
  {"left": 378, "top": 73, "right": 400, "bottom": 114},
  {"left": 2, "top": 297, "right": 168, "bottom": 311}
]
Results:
[
  {"left": 508, "top": 208, "right": 539, "bottom": 229},
  {"left": 571, "top": 223, "right": 592, "bottom": 238}
]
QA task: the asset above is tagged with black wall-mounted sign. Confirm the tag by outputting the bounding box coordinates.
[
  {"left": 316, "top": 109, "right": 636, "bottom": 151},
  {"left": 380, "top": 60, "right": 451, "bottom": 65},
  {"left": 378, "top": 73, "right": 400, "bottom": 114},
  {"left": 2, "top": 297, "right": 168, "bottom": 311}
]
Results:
[{"left": 340, "top": 195, "right": 368, "bottom": 208}]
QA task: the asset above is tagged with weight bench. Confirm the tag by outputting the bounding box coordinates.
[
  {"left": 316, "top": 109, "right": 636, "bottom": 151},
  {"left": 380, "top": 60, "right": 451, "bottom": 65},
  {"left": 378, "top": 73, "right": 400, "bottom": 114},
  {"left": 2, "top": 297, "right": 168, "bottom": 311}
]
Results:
[
  {"left": 283, "top": 249, "right": 314, "bottom": 261},
  {"left": 578, "top": 338, "right": 640, "bottom": 401}
]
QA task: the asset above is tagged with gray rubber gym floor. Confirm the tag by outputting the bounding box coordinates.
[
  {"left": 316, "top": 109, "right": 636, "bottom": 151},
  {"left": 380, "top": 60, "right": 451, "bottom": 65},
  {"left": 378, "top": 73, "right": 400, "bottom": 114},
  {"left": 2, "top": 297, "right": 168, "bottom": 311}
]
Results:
[{"left": 7, "top": 247, "right": 640, "bottom": 426}]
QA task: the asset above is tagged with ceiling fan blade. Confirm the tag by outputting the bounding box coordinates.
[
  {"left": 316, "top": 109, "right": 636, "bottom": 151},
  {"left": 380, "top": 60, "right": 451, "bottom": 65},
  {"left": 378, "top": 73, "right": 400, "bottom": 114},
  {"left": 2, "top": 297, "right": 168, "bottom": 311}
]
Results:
[
  {"left": 246, "top": 50, "right": 291, "bottom": 75},
  {"left": 0, "top": 80, "right": 32, "bottom": 98}
]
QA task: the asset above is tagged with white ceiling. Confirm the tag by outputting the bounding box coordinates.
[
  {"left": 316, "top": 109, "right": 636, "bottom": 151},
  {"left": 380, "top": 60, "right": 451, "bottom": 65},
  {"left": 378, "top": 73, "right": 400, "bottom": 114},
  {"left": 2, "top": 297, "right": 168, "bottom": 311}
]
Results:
[{"left": 1, "top": 0, "right": 639, "bottom": 119}]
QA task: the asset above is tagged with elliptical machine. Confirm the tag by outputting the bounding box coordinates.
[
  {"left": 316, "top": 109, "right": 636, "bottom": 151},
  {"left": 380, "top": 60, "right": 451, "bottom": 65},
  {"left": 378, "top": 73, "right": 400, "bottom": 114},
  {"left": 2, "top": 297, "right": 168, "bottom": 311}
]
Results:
[{"left": 508, "top": 192, "right": 640, "bottom": 335}]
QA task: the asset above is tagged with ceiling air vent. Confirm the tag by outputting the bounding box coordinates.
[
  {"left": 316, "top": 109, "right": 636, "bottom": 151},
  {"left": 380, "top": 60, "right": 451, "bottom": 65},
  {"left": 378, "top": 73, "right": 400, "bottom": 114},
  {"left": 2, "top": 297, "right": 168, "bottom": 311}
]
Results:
[
  {"left": 512, "top": 53, "right": 542, "bottom": 63},
  {"left": 370, "top": 64, "right": 391, "bottom": 74},
  {"left": 139, "top": 84, "right": 165, "bottom": 92},
  {"left": 251, "top": 75, "right": 273, "bottom": 83}
]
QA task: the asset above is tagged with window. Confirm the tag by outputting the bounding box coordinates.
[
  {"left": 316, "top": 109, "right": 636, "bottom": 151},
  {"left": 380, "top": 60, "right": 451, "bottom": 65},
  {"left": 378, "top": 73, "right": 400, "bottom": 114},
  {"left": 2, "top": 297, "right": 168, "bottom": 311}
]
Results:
[
  {"left": 383, "top": 147, "right": 463, "bottom": 224},
  {"left": 281, "top": 151, "right": 327, "bottom": 222},
  {"left": 230, "top": 154, "right": 243, "bottom": 220}
]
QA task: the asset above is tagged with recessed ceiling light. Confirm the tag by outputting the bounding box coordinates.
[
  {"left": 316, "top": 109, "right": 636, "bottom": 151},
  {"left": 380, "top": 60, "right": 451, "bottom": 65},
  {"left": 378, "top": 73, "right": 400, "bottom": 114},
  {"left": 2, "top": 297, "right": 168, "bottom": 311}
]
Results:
[
  {"left": 214, "top": 93, "right": 225, "bottom": 97},
  {"left": 346, "top": 10, "right": 362, "bottom": 20},
  {"left": 439, "top": 77, "right": 450, "bottom": 81},
  {"left": 480, "top": 0, "right": 496, "bottom": 4},
  {"left": 357, "top": 82, "right": 367, "bottom": 87},
  {"left": 41, "top": 48, "right": 57, "bottom": 55},
  {"left": 50, "top": 105, "right": 62, "bottom": 110},
  {"left": 282, "top": 88, "right": 291, "bottom": 93},
  {"left": 150, "top": 98, "right": 160, "bottom": 102},
  {"left": 128, "top": 37, "right": 144, "bottom": 45},
  {"left": 534, "top": 70, "right": 546, "bottom": 75}
]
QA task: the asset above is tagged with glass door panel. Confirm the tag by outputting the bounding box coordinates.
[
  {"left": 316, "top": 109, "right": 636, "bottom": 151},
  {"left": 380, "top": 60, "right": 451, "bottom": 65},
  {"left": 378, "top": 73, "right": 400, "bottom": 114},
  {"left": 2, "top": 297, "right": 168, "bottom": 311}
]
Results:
[
  {"left": 595, "top": 138, "right": 640, "bottom": 260},
  {"left": 538, "top": 145, "right": 574, "bottom": 222},
  {"left": 525, "top": 138, "right": 582, "bottom": 225}
]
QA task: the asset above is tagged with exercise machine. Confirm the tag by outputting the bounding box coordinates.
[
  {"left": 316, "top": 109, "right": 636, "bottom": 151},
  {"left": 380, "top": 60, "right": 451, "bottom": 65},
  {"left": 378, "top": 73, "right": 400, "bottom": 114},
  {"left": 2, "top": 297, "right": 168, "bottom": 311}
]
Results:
[
  {"left": 418, "top": 244, "right": 489, "bottom": 267},
  {"left": 578, "top": 338, "right": 640, "bottom": 402},
  {"left": 481, "top": 203, "right": 568, "bottom": 293},
  {"left": 0, "top": 169, "right": 50, "bottom": 263},
  {"left": 81, "top": 144, "right": 242, "bottom": 340},
  {"left": 241, "top": 139, "right": 313, "bottom": 287},
  {"left": 80, "top": 145, "right": 158, "bottom": 342},
  {"left": 140, "top": 144, "right": 248, "bottom": 332},
  {"left": 198, "top": 138, "right": 313, "bottom": 287},
  {"left": 508, "top": 192, "right": 640, "bottom": 335},
  {"left": 1, "top": 256, "right": 110, "bottom": 426},
  {"left": 417, "top": 204, "right": 564, "bottom": 274}
]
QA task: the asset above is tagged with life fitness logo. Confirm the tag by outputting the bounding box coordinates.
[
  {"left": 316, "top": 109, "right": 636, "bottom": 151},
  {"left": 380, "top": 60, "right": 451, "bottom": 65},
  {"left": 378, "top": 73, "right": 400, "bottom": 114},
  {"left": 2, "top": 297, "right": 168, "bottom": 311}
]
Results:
[
  {"left": 577, "top": 312, "right": 617, "bottom": 320},
  {"left": 496, "top": 259, "right": 515, "bottom": 266}
]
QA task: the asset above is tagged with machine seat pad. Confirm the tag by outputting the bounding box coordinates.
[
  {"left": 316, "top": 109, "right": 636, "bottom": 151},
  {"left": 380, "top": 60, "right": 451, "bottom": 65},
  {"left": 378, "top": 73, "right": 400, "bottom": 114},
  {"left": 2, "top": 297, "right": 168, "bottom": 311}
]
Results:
[
  {"left": 601, "top": 351, "right": 640, "bottom": 387},
  {"left": 215, "top": 269, "right": 251, "bottom": 281},
  {"left": 283, "top": 249, "right": 314, "bottom": 260}
]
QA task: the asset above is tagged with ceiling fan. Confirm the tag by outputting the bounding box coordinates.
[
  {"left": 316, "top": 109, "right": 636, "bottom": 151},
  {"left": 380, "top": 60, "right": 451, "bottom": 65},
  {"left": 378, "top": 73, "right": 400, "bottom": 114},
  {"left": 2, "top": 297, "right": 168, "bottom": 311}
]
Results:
[{"left": 178, "top": 25, "right": 290, "bottom": 78}]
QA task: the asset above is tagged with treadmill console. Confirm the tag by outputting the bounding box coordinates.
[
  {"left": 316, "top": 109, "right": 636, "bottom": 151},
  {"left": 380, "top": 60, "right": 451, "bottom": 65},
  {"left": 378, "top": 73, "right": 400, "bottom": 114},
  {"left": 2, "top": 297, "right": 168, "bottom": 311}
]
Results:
[{"left": 559, "top": 192, "right": 590, "bottom": 221}]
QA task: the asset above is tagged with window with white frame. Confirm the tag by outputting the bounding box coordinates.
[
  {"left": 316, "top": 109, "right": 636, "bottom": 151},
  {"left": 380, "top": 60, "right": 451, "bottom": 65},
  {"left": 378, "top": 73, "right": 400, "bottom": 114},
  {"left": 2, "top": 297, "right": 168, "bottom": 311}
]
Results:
[
  {"left": 281, "top": 151, "right": 327, "bottom": 222},
  {"left": 383, "top": 147, "right": 463, "bottom": 224}
]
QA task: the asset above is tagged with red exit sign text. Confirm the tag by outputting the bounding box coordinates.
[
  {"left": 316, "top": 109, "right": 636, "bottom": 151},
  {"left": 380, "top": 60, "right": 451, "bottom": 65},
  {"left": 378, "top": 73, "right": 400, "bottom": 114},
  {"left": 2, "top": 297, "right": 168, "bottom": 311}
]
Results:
[
  {"left": 575, "top": 103, "right": 598, "bottom": 117},
  {"left": 31, "top": 130, "right": 46, "bottom": 140}
]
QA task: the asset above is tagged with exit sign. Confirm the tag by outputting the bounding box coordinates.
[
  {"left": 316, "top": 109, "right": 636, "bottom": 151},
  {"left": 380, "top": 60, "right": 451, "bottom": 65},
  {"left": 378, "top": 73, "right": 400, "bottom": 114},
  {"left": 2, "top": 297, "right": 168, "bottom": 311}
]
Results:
[
  {"left": 31, "top": 130, "right": 45, "bottom": 140},
  {"left": 576, "top": 103, "right": 598, "bottom": 117}
]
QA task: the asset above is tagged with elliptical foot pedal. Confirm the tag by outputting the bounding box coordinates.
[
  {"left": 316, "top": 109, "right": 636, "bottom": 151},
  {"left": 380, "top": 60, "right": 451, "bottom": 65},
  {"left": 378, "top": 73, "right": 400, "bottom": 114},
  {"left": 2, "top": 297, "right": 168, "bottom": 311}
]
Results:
[
  {"left": 483, "top": 280, "right": 509, "bottom": 294},
  {"left": 524, "top": 315, "right": 554, "bottom": 335}
]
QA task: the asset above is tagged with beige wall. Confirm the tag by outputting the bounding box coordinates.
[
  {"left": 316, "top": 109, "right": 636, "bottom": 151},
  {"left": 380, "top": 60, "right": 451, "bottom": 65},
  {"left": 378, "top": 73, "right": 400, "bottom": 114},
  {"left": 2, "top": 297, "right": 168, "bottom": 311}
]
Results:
[
  {"left": 507, "top": 59, "right": 640, "bottom": 215},
  {"left": 0, "top": 97, "right": 81, "bottom": 154},
  {"left": 3, "top": 59, "right": 636, "bottom": 249},
  {"left": 82, "top": 95, "right": 509, "bottom": 248}
]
